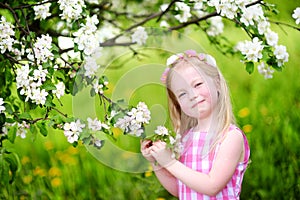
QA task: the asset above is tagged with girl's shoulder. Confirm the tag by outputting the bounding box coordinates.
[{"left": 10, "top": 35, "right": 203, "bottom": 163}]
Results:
[
  {"left": 222, "top": 124, "right": 247, "bottom": 145},
  {"left": 225, "top": 124, "right": 250, "bottom": 162}
]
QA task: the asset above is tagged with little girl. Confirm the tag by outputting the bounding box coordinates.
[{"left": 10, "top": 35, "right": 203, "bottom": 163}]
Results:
[{"left": 141, "top": 50, "right": 250, "bottom": 199}]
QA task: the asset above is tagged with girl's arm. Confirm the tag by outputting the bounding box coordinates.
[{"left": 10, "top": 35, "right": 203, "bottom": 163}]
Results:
[
  {"left": 151, "top": 129, "right": 244, "bottom": 196},
  {"left": 141, "top": 140, "right": 178, "bottom": 196},
  {"left": 152, "top": 165, "right": 178, "bottom": 197}
]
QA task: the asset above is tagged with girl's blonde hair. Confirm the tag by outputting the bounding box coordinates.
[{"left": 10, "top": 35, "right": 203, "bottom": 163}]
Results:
[{"left": 165, "top": 54, "right": 235, "bottom": 153}]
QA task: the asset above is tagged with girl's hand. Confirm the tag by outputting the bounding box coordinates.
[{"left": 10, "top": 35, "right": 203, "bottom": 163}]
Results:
[
  {"left": 150, "top": 141, "right": 177, "bottom": 168},
  {"left": 140, "top": 140, "right": 156, "bottom": 163}
]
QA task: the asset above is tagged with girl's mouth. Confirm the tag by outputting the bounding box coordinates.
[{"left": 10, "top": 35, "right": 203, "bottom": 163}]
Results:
[{"left": 192, "top": 99, "right": 205, "bottom": 108}]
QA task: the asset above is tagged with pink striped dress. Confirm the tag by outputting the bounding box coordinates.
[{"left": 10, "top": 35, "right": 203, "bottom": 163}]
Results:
[{"left": 178, "top": 125, "right": 250, "bottom": 200}]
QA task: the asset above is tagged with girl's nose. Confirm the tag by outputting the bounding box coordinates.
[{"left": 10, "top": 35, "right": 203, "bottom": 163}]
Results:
[{"left": 189, "top": 90, "right": 197, "bottom": 101}]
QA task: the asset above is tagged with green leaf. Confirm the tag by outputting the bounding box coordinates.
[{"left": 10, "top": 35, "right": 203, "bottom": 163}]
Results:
[
  {"left": 7, "top": 125, "right": 17, "bottom": 143},
  {"left": 0, "top": 113, "right": 5, "bottom": 127},
  {"left": 42, "top": 82, "right": 57, "bottom": 91},
  {"left": 4, "top": 103, "right": 13, "bottom": 115},
  {"left": 0, "top": 154, "right": 10, "bottom": 186},
  {"left": 245, "top": 62, "right": 254, "bottom": 74},
  {"left": 51, "top": 43, "right": 59, "bottom": 52},
  {"left": 54, "top": 70, "right": 66, "bottom": 81},
  {"left": 30, "top": 124, "right": 38, "bottom": 142},
  {"left": 4, "top": 151, "right": 20, "bottom": 184},
  {"left": 19, "top": 112, "right": 32, "bottom": 120},
  {"left": 45, "top": 95, "right": 55, "bottom": 107},
  {"left": 37, "top": 122, "right": 48, "bottom": 137},
  {"left": 90, "top": 88, "right": 96, "bottom": 97}
]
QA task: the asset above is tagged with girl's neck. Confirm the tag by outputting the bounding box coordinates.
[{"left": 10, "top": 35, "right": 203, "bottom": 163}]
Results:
[{"left": 194, "top": 116, "right": 214, "bottom": 132}]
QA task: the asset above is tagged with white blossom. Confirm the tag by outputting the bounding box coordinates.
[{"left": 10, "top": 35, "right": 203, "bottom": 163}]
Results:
[
  {"left": 87, "top": 117, "right": 109, "bottom": 131},
  {"left": 0, "top": 98, "right": 5, "bottom": 113},
  {"left": 97, "top": 22, "right": 120, "bottom": 43},
  {"left": 0, "top": 16, "right": 17, "bottom": 54},
  {"left": 33, "top": 2, "right": 51, "bottom": 20},
  {"left": 210, "top": 0, "right": 238, "bottom": 19},
  {"left": 160, "top": 4, "right": 169, "bottom": 12},
  {"left": 292, "top": 7, "right": 300, "bottom": 25},
  {"left": 207, "top": 16, "right": 224, "bottom": 36},
  {"left": 58, "top": 0, "right": 86, "bottom": 22},
  {"left": 160, "top": 20, "right": 170, "bottom": 28},
  {"left": 257, "top": 62, "right": 274, "bottom": 79},
  {"left": 274, "top": 45, "right": 289, "bottom": 66},
  {"left": 265, "top": 29, "right": 278, "bottom": 47},
  {"left": 129, "top": 128, "right": 144, "bottom": 137},
  {"left": 240, "top": 5, "right": 265, "bottom": 26},
  {"left": 115, "top": 102, "right": 151, "bottom": 137},
  {"left": 73, "top": 15, "right": 100, "bottom": 56},
  {"left": 32, "top": 66, "right": 48, "bottom": 86},
  {"left": 94, "top": 139, "right": 103, "bottom": 148},
  {"left": 93, "top": 81, "right": 104, "bottom": 94},
  {"left": 166, "top": 54, "right": 180, "bottom": 66},
  {"left": 131, "top": 26, "right": 148, "bottom": 45},
  {"left": 155, "top": 126, "right": 169, "bottom": 136},
  {"left": 236, "top": 37, "right": 264, "bottom": 62},
  {"left": 137, "top": 102, "right": 151, "bottom": 122},
  {"left": 83, "top": 56, "right": 100, "bottom": 78},
  {"left": 16, "top": 64, "right": 51, "bottom": 105},
  {"left": 257, "top": 20, "right": 270, "bottom": 35},
  {"left": 115, "top": 115, "right": 132, "bottom": 133},
  {"left": 1, "top": 123, "right": 9, "bottom": 136},
  {"left": 16, "top": 121, "right": 30, "bottom": 139},
  {"left": 16, "top": 64, "right": 30, "bottom": 89},
  {"left": 31, "top": 88, "right": 48, "bottom": 105},
  {"left": 175, "top": 2, "right": 192, "bottom": 23},
  {"left": 27, "top": 34, "right": 53, "bottom": 64},
  {"left": 53, "top": 82, "right": 65, "bottom": 99},
  {"left": 63, "top": 120, "right": 85, "bottom": 143}
]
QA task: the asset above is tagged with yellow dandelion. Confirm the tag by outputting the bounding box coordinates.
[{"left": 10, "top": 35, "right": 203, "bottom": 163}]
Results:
[
  {"left": 64, "top": 156, "right": 77, "bottom": 165},
  {"left": 144, "top": 171, "right": 152, "bottom": 177},
  {"left": 49, "top": 167, "right": 62, "bottom": 177},
  {"left": 67, "top": 146, "right": 79, "bottom": 155},
  {"left": 20, "top": 195, "right": 27, "bottom": 200},
  {"left": 33, "top": 166, "right": 47, "bottom": 177},
  {"left": 51, "top": 177, "right": 62, "bottom": 188},
  {"left": 242, "top": 124, "right": 253, "bottom": 133},
  {"left": 238, "top": 107, "right": 250, "bottom": 118},
  {"left": 44, "top": 141, "right": 54, "bottom": 151},
  {"left": 156, "top": 198, "right": 166, "bottom": 200},
  {"left": 21, "top": 156, "right": 30, "bottom": 165},
  {"left": 22, "top": 175, "right": 32, "bottom": 184}
]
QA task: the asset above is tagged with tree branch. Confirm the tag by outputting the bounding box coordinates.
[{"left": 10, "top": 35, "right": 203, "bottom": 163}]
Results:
[
  {"left": 169, "top": 12, "right": 219, "bottom": 31},
  {"left": 101, "top": 11, "right": 162, "bottom": 46},
  {"left": 269, "top": 20, "right": 300, "bottom": 32},
  {"left": 156, "top": 0, "right": 178, "bottom": 22}
]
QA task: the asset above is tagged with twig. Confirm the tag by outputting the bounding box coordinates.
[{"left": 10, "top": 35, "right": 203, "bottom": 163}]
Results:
[
  {"left": 0, "top": 3, "right": 28, "bottom": 34},
  {"left": 269, "top": 20, "right": 300, "bottom": 32},
  {"left": 156, "top": 0, "right": 178, "bottom": 22},
  {"left": 169, "top": 0, "right": 263, "bottom": 31},
  {"left": 169, "top": 12, "right": 218, "bottom": 31},
  {"left": 102, "top": 11, "right": 162, "bottom": 46},
  {"left": 12, "top": 0, "right": 56, "bottom": 10}
]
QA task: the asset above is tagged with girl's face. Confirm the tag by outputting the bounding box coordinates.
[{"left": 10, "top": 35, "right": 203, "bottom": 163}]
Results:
[{"left": 170, "top": 64, "right": 218, "bottom": 120}]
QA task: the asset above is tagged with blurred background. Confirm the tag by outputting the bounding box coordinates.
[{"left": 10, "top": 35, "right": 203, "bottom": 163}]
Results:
[{"left": 2, "top": 0, "right": 299, "bottom": 199}]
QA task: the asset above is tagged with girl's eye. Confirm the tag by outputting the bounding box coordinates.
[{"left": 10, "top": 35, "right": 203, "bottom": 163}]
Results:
[
  {"left": 178, "top": 92, "right": 186, "bottom": 98},
  {"left": 195, "top": 82, "right": 203, "bottom": 88}
]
